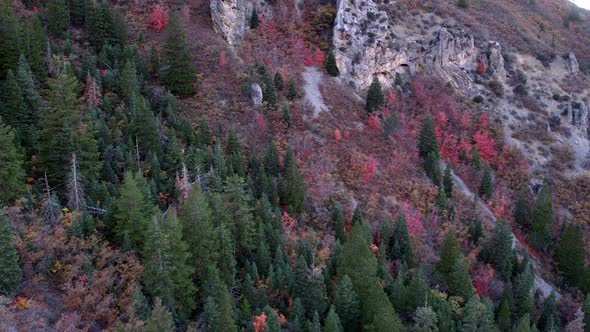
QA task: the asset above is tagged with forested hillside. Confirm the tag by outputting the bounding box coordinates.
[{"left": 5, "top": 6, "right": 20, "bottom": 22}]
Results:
[{"left": 0, "top": 0, "right": 589, "bottom": 331}]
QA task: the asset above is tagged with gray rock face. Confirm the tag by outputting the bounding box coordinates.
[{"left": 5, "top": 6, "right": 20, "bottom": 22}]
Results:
[
  {"left": 485, "top": 41, "right": 506, "bottom": 81},
  {"left": 567, "top": 102, "right": 589, "bottom": 138},
  {"left": 332, "top": 0, "right": 417, "bottom": 90},
  {"left": 567, "top": 52, "right": 580, "bottom": 76},
  {"left": 250, "top": 83, "right": 263, "bottom": 106},
  {"left": 210, "top": 0, "right": 272, "bottom": 47}
]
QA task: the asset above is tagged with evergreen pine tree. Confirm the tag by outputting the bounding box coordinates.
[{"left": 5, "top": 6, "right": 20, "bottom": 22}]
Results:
[
  {"left": 288, "top": 78, "right": 298, "bottom": 100},
  {"left": 424, "top": 151, "right": 442, "bottom": 185},
  {"left": 250, "top": 8, "right": 259, "bottom": 29},
  {"left": 120, "top": 60, "right": 139, "bottom": 102},
  {"left": 143, "top": 211, "right": 175, "bottom": 308},
  {"left": 0, "top": 0, "right": 20, "bottom": 79},
  {"left": 114, "top": 172, "right": 154, "bottom": 250},
  {"left": 436, "top": 230, "right": 461, "bottom": 278},
  {"left": 514, "top": 190, "right": 530, "bottom": 229},
  {"left": 513, "top": 266, "right": 534, "bottom": 320},
  {"left": 479, "top": 165, "right": 493, "bottom": 199},
  {"left": 0, "top": 210, "right": 21, "bottom": 295},
  {"left": 447, "top": 255, "right": 473, "bottom": 300},
  {"left": 584, "top": 294, "right": 590, "bottom": 332},
  {"left": 326, "top": 51, "right": 339, "bottom": 77},
  {"left": 389, "top": 213, "right": 415, "bottom": 267},
  {"left": 283, "top": 147, "right": 306, "bottom": 213},
  {"left": 47, "top": 0, "right": 69, "bottom": 38},
  {"left": 333, "top": 203, "right": 346, "bottom": 242},
  {"left": 334, "top": 275, "right": 362, "bottom": 332},
  {"left": 264, "top": 305, "right": 281, "bottom": 332},
  {"left": 25, "top": 16, "right": 48, "bottom": 81},
  {"left": 407, "top": 268, "right": 430, "bottom": 312},
  {"left": 264, "top": 73, "right": 278, "bottom": 108},
  {"left": 144, "top": 298, "right": 174, "bottom": 332},
  {"left": 38, "top": 69, "right": 82, "bottom": 191},
  {"left": 311, "top": 311, "right": 321, "bottom": 332},
  {"left": 471, "top": 147, "right": 481, "bottom": 171},
  {"left": 161, "top": 14, "right": 196, "bottom": 97},
  {"left": 497, "top": 300, "right": 512, "bottom": 332},
  {"left": 537, "top": 292, "right": 558, "bottom": 332},
  {"left": 514, "top": 314, "right": 532, "bottom": 332},
  {"left": 530, "top": 184, "right": 555, "bottom": 251},
  {"left": 203, "top": 267, "right": 237, "bottom": 332},
  {"left": 468, "top": 218, "right": 483, "bottom": 244},
  {"left": 418, "top": 115, "right": 440, "bottom": 160},
  {"left": 325, "top": 305, "right": 343, "bottom": 332},
  {"left": 69, "top": 0, "right": 86, "bottom": 26},
  {"left": 274, "top": 71, "right": 284, "bottom": 91},
  {"left": 413, "top": 306, "right": 439, "bottom": 332},
  {"left": 443, "top": 165, "right": 454, "bottom": 198},
  {"left": 365, "top": 77, "right": 384, "bottom": 114},
  {"left": 457, "top": 0, "right": 470, "bottom": 9},
  {"left": 0, "top": 70, "right": 27, "bottom": 142},
  {"left": 0, "top": 118, "right": 25, "bottom": 205},
  {"left": 557, "top": 223, "right": 585, "bottom": 288},
  {"left": 436, "top": 185, "right": 448, "bottom": 211},
  {"left": 480, "top": 220, "right": 513, "bottom": 280},
  {"left": 338, "top": 222, "right": 402, "bottom": 331}
]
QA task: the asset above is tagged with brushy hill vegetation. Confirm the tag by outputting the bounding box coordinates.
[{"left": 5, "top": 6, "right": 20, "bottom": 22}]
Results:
[{"left": 0, "top": 0, "right": 589, "bottom": 331}]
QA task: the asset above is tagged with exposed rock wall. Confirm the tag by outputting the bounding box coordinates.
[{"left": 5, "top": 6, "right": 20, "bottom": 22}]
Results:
[
  {"left": 567, "top": 52, "right": 580, "bottom": 76},
  {"left": 210, "top": 0, "right": 272, "bottom": 47}
]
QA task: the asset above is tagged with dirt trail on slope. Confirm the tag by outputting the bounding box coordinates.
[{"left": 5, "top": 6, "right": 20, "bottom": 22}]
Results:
[{"left": 449, "top": 168, "right": 561, "bottom": 300}]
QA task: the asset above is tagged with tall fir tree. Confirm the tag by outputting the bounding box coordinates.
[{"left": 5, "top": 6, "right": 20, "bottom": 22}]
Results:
[
  {"left": 325, "top": 305, "right": 343, "bottom": 332},
  {"left": 283, "top": 147, "right": 306, "bottom": 213},
  {"left": 161, "top": 13, "right": 196, "bottom": 97},
  {"left": 447, "top": 255, "right": 473, "bottom": 300},
  {"left": 556, "top": 223, "right": 586, "bottom": 288},
  {"left": 365, "top": 77, "right": 384, "bottom": 114},
  {"left": 288, "top": 78, "right": 298, "bottom": 100},
  {"left": 264, "top": 73, "right": 278, "bottom": 108},
  {"left": 424, "top": 151, "right": 442, "bottom": 185},
  {"left": 418, "top": 115, "right": 440, "bottom": 160},
  {"left": 202, "top": 266, "right": 238, "bottom": 332},
  {"left": 326, "top": 51, "right": 339, "bottom": 77},
  {"left": 584, "top": 294, "right": 590, "bottom": 332},
  {"left": 334, "top": 275, "right": 362, "bottom": 332},
  {"left": 250, "top": 8, "right": 259, "bottom": 29},
  {"left": 333, "top": 203, "right": 347, "bottom": 242},
  {"left": 0, "top": 210, "right": 21, "bottom": 295},
  {"left": 47, "top": 0, "right": 69, "bottom": 38},
  {"left": 274, "top": 71, "right": 284, "bottom": 91},
  {"left": 143, "top": 211, "right": 175, "bottom": 310},
  {"left": 15, "top": 55, "right": 43, "bottom": 143},
  {"left": 114, "top": 172, "right": 154, "bottom": 250},
  {"left": 514, "top": 190, "right": 530, "bottom": 229},
  {"left": 479, "top": 165, "right": 493, "bottom": 199},
  {"left": 38, "top": 69, "right": 82, "bottom": 191},
  {"left": 388, "top": 213, "right": 415, "bottom": 267},
  {"left": 0, "top": 119, "right": 25, "bottom": 205},
  {"left": 436, "top": 230, "right": 461, "bottom": 278},
  {"left": 480, "top": 220, "right": 513, "bottom": 280},
  {"left": 144, "top": 297, "right": 174, "bottom": 332},
  {"left": 24, "top": 16, "right": 48, "bottom": 81},
  {"left": 412, "top": 306, "right": 439, "bottom": 332},
  {"left": 0, "top": 0, "right": 20, "bottom": 79},
  {"left": 530, "top": 184, "right": 555, "bottom": 251},
  {"left": 514, "top": 314, "right": 532, "bottom": 332},
  {"left": 120, "top": 60, "right": 139, "bottom": 102},
  {"left": 537, "top": 292, "right": 559, "bottom": 332},
  {"left": 338, "top": 222, "right": 402, "bottom": 331},
  {"left": 0, "top": 70, "right": 27, "bottom": 143}
]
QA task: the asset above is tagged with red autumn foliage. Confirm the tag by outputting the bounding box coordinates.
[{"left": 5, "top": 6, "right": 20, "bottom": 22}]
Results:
[
  {"left": 477, "top": 59, "right": 487, "bottom": 75},
  {"left": 367, "top": 113, "right": 382, "bottom": 131},
  {"left": 388, "top": 90, "right": 397, "bottom": 106},
  {"left": 473, "top": 130, "right": 498, "bottom": 163},
  {"left": 253, "top": 312, "right": 267, "bottom": 332},
  {"left": 314, "top": 49, "right": 326, "bottom": 66},
  {"left": 363, "top": 157, "right": 378, "bottom": 183},
  {"left": 334, "top": 128, "right": 342, "bottom": 142},
  {"left": 148, "top": 4, "right": 169, "bottom": 31},
  {"left": 219, "top": 51, "right": 228, "bottom": 68},
  {"left": 472, "top": 264, "right": 495, "bottom": 299},
  {"left": 400, "top": 203, "right": 426, "bottom": 236},
  {"left": 255, "top": 112, "right": 267, "bottom": 135}
]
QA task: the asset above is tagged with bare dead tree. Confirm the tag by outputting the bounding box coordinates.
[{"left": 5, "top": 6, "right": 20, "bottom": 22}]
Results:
[
  {"left": 40, "top": 171, "right": 61, "bottom": 225},
  {"left": 66, "top": 153, "right": 86, "bottom": 211}
]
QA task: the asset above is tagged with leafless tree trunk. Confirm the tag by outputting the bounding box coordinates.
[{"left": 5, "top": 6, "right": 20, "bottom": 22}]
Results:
[
  {"left": 66, "top": 153, "right": 86, "bottom": 211},
  {"left": 40, "top": 171, "right": 61, "bottom": 225}
]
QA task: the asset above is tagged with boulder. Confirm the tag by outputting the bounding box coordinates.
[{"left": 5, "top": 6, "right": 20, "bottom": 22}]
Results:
[{"left": 250, "top": 83, "right": 263, "bottom": 106}]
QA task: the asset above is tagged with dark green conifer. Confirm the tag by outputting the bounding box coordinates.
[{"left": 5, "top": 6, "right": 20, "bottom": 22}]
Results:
[
  {"left": 418, "top": 115, "right": 440, "bottom": 160},
  {"left": 0, "top": 119, "right": 25, "bottom": 205},
  {"left": 479, "top": 165, "right": 493, "bottom": 199},
  {"left": 0, "top": 210, "right": 21, "bottom": 295},
  {"left": 264, "top": 73, "right": 278, "bottom": 108},
  {"left": 389, "top": 213, "right": 415, "bottom": 267},
  {"left": 0, "top": 0, "right": 20, "bottom": 79},
  {"left": 514, "top": 190, "right": 531, "bottom": 229},
  {"left": 480, "top": 220, "right": 513, "bottom": 280},
  {"left": 530, "top": 184, "right": 555, "bottom": 251},
  {"left": 334, "top": 275, "right": 361, "bottom": 332},
  {"left": 250, "top": 8, "right": 259, "bottom": 29},
  {"left": 436, "top": 230, "right": 460, "bottom": 278},
  {"left": 333, "top": 203, "right": 346, "bottom": 242},
  {"left": 365, "top": 77, "right": 384, "bottom": 114},
  {"left": 161, "top": 14, "right": 196, "bottom": 97},
  {"left": 557, "top": 223, "right": 585, "bottom": 288},
  {"left": 326, "top": 51, "right": 339, "bottom": 77},
  {"left": 288, "top": 78, "right": 298, "bottom": 100},
  {"left": 274, "top": 71, "right": 284, "bottom": 91},
  {"left": 47, "top": 0, "right": 69, "bottom": 38},
  {"left": 443, "top": 165, "right": 454, "bottom": 198}
]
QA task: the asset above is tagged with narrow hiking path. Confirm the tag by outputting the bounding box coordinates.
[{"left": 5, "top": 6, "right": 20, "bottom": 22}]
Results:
[{"left": 449, "top": 168, "right": 561, "bottom": 300}]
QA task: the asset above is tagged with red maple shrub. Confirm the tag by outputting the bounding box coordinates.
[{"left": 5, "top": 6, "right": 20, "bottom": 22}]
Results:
[
  {"left": 148, "top": 4, "right": 169, "bottom": 31},
  {"left": 367, "top": 113, "right": 382, "bottom": 131},
  {"left": 363, "top": 157, "right": 378, "bottom": 183}
]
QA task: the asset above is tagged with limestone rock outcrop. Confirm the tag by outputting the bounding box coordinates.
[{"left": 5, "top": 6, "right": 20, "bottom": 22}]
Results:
[
  {"left": 566, "top": 52, "right": 580, "bottom": 76},
  {"left": 210, "top": 0, "right": 272, "bottom": 47}
]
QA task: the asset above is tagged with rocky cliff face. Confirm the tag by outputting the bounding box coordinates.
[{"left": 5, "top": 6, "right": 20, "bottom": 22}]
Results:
[
  {"left": 332, "top": 0, "right": 501, "bottom": 90},
  {"left": 210, "top": 0, "right": 272, "bottom": 47}
]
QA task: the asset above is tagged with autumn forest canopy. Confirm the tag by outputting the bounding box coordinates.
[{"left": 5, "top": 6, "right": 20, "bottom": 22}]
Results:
[{"left": 1, "top": 0, "right": 590, "bottom": 331}]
